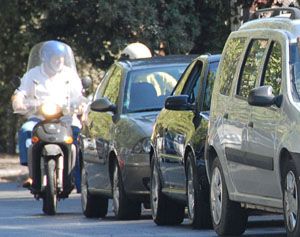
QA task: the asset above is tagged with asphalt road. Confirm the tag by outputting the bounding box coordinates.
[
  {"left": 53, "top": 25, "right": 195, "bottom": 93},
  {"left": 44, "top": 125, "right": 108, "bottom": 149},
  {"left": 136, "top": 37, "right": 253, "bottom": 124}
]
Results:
[{"left": 0, "top": 182, "right": 287, "bottom": 237}]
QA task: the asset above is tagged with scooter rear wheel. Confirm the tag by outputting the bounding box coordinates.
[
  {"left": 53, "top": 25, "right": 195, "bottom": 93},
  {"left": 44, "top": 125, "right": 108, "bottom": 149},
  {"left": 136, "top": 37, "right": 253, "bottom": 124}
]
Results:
[{"left": 43, "top": 159, "right": 57, "bottom": 215}]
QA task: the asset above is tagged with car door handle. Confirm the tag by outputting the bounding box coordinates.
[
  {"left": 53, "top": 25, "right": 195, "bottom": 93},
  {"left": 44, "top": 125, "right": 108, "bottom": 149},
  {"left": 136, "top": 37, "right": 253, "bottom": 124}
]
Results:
[
  {"left": 248, "top": 121, "right": 253, "bottom": 128},
  {"left": 223, "top": 113, "right": 228, "bottom": 119}
]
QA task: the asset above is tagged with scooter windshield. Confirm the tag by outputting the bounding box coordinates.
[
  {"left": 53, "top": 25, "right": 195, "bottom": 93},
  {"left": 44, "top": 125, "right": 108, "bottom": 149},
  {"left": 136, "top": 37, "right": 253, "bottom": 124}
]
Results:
[{"left": 26, "top": 41, "right": 77, "bottom": 74}]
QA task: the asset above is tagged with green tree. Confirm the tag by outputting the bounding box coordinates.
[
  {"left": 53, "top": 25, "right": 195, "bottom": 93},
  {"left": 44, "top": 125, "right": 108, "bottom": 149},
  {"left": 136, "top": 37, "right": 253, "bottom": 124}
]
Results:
[
  {"left": 0, "top": 0, "right": 42, "bottom": 153},
  {"left": 0, "top": 0, "right": 231, "bottom": 154},
  {"left": 191, "top": 0, "right": 231, "bottom": 54}
]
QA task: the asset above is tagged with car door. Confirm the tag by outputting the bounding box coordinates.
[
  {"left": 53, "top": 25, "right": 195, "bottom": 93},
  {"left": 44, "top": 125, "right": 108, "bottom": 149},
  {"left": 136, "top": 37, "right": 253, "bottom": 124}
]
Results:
[
  {"left": 83, "top": 65, "right": 122, "bottom": 192},
  {"left": 191, "top": 60, "right": 219, "bottom": 169},
  {"left": 246, "top": 39, "right": 284, "bottom": 198},
  {"left": 227, "top": 38, "right": 271, "bottom": 195},
  {"left": 161, "top": 60, "right": 204, "bottom": 192},
  {"left": 155, "top": 61, "right": 195, "bottom": 188},
  {"left": 81, "top": 65, "right": 115, "bottom": 190}
]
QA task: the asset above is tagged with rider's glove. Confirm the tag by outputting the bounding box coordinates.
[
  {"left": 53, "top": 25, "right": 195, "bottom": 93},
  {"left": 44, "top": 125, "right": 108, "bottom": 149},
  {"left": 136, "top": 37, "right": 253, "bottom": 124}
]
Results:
[{"left": 11, "top": 92, "right": 27, "bottom": 114}]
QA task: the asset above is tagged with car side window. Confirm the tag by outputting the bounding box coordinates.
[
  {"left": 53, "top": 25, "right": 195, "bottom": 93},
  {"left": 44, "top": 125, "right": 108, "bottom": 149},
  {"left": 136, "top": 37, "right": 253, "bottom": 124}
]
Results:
[
  {"left": 261, "top": 41, "right": 282, "bottom": 96},
  {"left": 219, "top": 37, "right": 246, "bottom": 95},
  {"left": 203, "top": 61, "right": 219, "bottom": 111},
  {"left": 103, "top": 66, "right": 122, "bottom": 104},
  {"left": 237, "top": 39, "right": 269, "bottom": 98},
  {"left": 94, "top": 65, "right": 116, "bottom": 101},
  {"left": 181, "top": 60, "right": 203, "bottom": 103},
  {"left": 172, "top": 61, "right": 196, "bottom": 96}
]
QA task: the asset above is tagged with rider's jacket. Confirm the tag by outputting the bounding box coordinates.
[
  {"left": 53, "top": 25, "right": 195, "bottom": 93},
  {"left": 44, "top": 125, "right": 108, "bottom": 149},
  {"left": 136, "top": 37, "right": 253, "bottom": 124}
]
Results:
[{"left": 15, "top": 64, "right": 83, "bottom": 128}]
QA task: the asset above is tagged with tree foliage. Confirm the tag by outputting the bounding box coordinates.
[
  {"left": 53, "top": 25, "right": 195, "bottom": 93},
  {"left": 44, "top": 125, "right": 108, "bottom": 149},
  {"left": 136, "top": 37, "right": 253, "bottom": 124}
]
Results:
[{"left": 0, "top": 0, "right": 231, "bottom": 153}]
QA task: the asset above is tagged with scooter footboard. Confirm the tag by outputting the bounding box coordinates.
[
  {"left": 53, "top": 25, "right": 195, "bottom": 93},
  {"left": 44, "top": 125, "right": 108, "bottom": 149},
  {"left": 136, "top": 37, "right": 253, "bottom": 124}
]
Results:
[{"left": 42, "top": 144, "right": 63, "bottom": 157}]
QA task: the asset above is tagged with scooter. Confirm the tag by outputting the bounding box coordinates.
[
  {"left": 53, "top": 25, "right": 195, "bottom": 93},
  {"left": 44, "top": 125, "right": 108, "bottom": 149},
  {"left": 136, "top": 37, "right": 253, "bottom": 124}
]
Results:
[
  {"left": 13, "top": 40, "right": 92, "bottom": 215},
  {"left": 29, "top": 100, "right": 78, "bottom": 215}
]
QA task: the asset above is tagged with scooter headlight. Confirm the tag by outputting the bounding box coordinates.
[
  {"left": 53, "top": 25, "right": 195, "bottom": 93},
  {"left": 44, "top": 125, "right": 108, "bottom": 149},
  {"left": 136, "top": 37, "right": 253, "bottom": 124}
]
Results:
[{"left": 40, "top": 102, "right": 62, "bottom": 119}]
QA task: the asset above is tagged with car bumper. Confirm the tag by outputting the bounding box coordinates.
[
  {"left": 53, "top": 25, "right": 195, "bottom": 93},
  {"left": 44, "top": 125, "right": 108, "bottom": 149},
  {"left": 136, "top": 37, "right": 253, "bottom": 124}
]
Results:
[{"left": 122, "top": 153, "right": 150, "bottom": 201}]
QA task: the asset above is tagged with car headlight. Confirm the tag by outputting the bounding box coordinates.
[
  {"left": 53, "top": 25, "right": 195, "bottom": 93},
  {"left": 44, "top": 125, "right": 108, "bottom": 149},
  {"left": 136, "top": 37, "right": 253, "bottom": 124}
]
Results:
[
  {"left": 132, "top": 138, "right": 151, "bottom": 154},
  {"left": 40, "top": 102, "right": 62, "bottom": 120}
]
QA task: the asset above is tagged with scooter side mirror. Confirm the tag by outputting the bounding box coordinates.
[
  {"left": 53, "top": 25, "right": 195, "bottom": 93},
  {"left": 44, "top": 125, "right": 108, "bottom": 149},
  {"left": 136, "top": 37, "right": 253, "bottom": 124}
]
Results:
[
  {"left": 81, "top": 76, "right": 92, "bottom": 90},
  {"left": 11, "top": 75, "right": 21, "bottom": 89}
]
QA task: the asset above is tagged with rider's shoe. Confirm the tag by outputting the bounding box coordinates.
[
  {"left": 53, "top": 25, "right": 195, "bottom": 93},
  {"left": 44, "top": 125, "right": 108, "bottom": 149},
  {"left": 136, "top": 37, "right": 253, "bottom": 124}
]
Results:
[{"left": 22, "top": 178, "right": 33, "bottom": 188}]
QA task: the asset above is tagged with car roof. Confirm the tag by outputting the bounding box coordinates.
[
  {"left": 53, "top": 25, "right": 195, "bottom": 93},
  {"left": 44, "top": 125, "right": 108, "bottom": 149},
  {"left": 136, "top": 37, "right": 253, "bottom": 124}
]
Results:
[
  {"left": 190, "top": 54, "right": 221, "bottom": 65},
  {"left": 117, "top": 55, "right": 198, "bottom": 70},
  {"left": 238, "top": 7, "right": 300, "bottom": 42},
  {"left": 200, "top": 54, "right": 221, "bottom": 63}
]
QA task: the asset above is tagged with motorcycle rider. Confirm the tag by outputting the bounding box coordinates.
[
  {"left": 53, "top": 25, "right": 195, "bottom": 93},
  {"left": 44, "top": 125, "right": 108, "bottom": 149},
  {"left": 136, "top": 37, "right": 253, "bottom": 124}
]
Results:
[{"left": 11, "top": 40, "right": 84, "bottom": 189}]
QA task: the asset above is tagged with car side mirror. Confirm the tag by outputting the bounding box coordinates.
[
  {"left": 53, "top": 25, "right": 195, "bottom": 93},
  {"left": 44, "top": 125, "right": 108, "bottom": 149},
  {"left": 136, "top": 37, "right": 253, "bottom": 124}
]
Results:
[
  {"left": 90, "top": 97, "right": 117, "bottom": 113},
  {"left": 165, "top": 95, "right": 194, "bottom": 111},
  {"left": 248, "top": 86, "right": 282, "bottom": 108}
]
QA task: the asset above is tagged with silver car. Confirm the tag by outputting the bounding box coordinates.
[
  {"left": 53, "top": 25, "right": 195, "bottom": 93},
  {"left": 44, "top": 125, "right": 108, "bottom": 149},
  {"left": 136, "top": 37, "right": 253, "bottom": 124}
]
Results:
[{"left": 206, "top": 7, "right": 300, "bottom": 237}]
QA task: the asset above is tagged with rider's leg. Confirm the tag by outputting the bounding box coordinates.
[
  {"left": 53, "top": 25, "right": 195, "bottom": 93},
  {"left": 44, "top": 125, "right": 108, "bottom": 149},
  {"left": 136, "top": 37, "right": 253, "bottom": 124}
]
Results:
[
  {"left": 18, "top": 118, "right": 40, "bottom": 187},
  {"left": 18, "top": 118, "right": 40, "bottom": 166},
  {"left": 27, "top": 145, "right": 33, "bottom": 178}
]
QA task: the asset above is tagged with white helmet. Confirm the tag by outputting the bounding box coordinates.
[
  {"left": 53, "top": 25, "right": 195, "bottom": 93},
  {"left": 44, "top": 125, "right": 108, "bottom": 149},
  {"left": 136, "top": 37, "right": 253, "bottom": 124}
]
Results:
[{"left": 121, "top": 42, "right": 152, "bottom": 59}]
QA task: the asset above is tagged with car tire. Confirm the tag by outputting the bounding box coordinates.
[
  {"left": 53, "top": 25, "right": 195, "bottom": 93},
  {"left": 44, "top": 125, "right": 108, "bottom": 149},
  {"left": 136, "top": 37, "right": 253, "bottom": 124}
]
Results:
[
  {"left": 210, "top": 158, "right": 247, "bottom": 236},
  {"left": 283, "top": 158, "right": 300, "bottom": 237},
  {"left": 81, "top": 164, "right": 108, "bottom": 218},
  {"left": 186, "top": 152, "right": 212, "bottom": 229},
  {"left": 112, "top": 161, "right": 141, "bottom": 220},
  {"left": 150, "top": 157, "right": 185, "bottom": 225}
]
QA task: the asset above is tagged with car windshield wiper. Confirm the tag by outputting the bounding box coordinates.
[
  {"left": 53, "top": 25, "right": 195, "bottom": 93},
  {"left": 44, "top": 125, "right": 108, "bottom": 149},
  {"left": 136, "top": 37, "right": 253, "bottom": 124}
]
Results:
[{"left": 129, "top": 108, "right": 162, "bottom": 113}]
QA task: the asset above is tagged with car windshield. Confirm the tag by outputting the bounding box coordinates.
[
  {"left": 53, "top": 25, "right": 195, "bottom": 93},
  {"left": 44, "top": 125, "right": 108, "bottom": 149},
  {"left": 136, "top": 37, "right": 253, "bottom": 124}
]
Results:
[{"left": 123, "top": 65, "right": 187, "bottom": 113}]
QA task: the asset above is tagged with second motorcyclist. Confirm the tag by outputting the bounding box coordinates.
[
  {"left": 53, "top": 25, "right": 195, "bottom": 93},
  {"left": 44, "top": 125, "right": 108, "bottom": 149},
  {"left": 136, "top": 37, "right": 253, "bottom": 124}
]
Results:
[{"left": 11, "top": 40, "right": 84, "bottom": 190}]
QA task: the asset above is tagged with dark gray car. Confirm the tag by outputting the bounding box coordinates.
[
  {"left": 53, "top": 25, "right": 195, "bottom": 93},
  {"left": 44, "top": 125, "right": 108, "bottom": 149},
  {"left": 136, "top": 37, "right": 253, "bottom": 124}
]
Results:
[
  {"left": 79, "top": 55, "right": 194, "bottom": 220},
  {"left": 150, "top": 54, "right": 220, "bottom": 227}
]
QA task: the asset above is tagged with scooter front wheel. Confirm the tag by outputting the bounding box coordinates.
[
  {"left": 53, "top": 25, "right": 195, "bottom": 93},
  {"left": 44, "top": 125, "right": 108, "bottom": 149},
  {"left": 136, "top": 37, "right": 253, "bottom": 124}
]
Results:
[{"left": 43, "top": 159, "right": 57, "bottom": 215}]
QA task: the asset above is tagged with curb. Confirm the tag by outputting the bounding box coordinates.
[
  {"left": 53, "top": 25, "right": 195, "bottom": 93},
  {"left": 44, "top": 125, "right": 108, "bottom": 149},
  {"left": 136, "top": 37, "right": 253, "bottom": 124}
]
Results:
[
  {"left": 0, "top": 154, "right": 29, "bottom": 183},
  {"left": 0, "top": 167, "right": 28, "bottom": 182}
]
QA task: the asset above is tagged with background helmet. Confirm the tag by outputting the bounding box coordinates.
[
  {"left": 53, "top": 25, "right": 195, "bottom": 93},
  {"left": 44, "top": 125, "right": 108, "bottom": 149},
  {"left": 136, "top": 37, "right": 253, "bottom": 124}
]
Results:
[{"left": 121, "top": 42, "right": 152, "bottom": 59}]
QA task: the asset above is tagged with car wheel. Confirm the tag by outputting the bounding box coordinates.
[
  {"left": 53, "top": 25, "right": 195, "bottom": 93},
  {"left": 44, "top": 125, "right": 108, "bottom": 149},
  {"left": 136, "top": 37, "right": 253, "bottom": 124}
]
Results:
[
  {"left": 81, "top": 164, "right": 108, "bottom": 218},
  {"left": 210, "top": 158, "right": 247, "bottom": 236},
  {"left": 112, "top": 161, "right": 141, "bottom": 220},
  {"left": 186, "top": 152, "right": 211, "bottom": 228},
  {"left": 150, "top": 157, "right": 185, "bottom": 225},
  {"left": 283, "top": 159, "right": 300, "bottom": 237}
]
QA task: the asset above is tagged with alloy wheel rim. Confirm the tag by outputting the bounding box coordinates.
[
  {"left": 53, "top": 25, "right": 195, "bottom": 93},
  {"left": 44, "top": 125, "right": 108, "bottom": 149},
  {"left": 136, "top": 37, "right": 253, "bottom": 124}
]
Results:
[
  {"left": 187, "top": 162, "right": 195, "bottom": 221},
  {"left": 151, "top": 163, "right": 159, "bottom": 218},
  {"left": 285, "top": 170, "right": 298, "bottom": 232},
  {"left": 113, "top": 165, "right": 120, "bottom": 215},
  {"left": 211, "top": 167, "right": 222, "bottom": 225}
]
